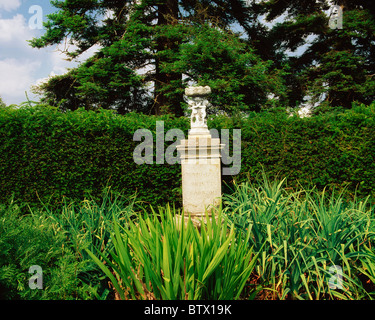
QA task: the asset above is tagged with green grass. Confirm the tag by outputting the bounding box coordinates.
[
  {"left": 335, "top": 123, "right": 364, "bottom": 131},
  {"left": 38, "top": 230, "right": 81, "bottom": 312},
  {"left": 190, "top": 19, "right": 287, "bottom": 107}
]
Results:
[{"left": 1, "top": 175, "right": 374, "bottom": 300}]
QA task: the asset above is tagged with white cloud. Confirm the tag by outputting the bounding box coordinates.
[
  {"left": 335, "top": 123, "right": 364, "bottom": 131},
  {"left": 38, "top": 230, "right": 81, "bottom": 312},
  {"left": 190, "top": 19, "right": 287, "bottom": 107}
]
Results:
[
  {"left": 0, "top": 14, "right": 33, "bottom": 44},
  {"left": 50, "top": 50, "right": 72, "bottom": 74},
  {"left": 0, "top": 10, "right": 101, "bottom": 105},
  {"left": 0, "top": 0, "right": 21, "bottom": 12},
  {"left": 0, "top": 58, "right": 40, "bottom": 104}
]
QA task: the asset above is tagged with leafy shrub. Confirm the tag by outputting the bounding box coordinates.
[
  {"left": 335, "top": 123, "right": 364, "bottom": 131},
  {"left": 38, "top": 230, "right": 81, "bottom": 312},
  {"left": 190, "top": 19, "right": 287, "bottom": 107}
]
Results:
[
  {"left": 0, "top": 105, "right": 189, "bottom": 208},
  {"left": 1, "top": 103, "right": 375, "bottom": 210},
  {"left": 0, "top": 199, "right": 93, "bottom": 300},
  {"left": 223, "top": 173, "right": 375, "bottom": 300},
  {"left": 43, "top": 187, "right": 137, "bottom": 262},
  {"left": 87, "top": 206, "right": 259, "bottom": 300},
  {"left": 213, "top": 103, "right": 375, "bottom": 200},
  {"left": 0, "top": 189, "right": 138, "bottom": 300}
]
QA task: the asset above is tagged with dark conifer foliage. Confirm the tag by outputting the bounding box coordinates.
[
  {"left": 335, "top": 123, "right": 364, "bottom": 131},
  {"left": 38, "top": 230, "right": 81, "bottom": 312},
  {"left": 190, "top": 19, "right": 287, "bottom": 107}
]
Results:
[{"left": 30, "top": 0, "right": 286, "bottom": 115}]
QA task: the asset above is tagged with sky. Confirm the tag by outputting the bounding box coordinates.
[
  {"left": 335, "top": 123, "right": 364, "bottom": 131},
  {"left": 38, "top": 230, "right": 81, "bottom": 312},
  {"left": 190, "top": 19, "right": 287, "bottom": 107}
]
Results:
[{"left": 0, "top": 0, "right": 98, "bottom": 105}]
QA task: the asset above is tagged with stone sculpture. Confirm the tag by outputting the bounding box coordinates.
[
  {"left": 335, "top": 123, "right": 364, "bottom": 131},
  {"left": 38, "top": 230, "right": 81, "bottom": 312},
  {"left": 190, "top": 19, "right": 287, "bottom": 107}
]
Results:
[
  {"left": 185, "top": 86, "right": 211, "bottom": 134},
  {"left": 177, "top": 85, "right": 224, "bottom": 221}
]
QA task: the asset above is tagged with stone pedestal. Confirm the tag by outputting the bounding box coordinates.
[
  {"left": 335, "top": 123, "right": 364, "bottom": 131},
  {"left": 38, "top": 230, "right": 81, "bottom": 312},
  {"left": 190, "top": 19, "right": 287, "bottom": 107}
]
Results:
[
  {"left": 177, "top": 131, "right": 224, "bottom": 218},
  {"left": 176, "top": 85, "right": 224, "bottom": 220}
]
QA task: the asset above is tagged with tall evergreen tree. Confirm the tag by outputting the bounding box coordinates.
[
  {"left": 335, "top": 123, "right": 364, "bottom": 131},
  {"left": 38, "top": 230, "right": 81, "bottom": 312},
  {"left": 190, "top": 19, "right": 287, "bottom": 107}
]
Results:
[
  {"left": 255, "top": 0, "right": 375, "bottom": 110},
  {"left": 30, "top": 0, "right": 285, "bottom": 115}
]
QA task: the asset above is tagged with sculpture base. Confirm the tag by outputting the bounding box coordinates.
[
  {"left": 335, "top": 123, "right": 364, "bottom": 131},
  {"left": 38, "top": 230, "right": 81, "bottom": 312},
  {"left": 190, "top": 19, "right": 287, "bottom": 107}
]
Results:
[
  {"left": 189, "top": 127, "right": 210, "bottom": 136},
  {"left": 177, "top": 132, "right": 224, "bottom": 218}
]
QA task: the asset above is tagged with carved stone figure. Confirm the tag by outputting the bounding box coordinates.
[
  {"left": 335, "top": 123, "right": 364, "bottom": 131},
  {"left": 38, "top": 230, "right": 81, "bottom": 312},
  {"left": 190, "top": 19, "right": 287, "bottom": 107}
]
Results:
[
  {"left": 185, "top": 86, "right": 211, "bottom": 131},
  {"left": 188, "top": 97, "right": 209, "bottom": 128}
]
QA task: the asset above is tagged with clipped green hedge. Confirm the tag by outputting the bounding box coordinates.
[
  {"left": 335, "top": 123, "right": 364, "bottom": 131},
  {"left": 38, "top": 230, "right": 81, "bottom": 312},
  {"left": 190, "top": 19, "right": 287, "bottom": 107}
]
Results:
[
  {"left": 0, "top": 103, "right": 375, "bottom": 208},
  {"left": 0, "top": 106, "right": 189, "bottom": 207},
  {"left": 215, "top": 104, "right": 375, "bottom": 198}
]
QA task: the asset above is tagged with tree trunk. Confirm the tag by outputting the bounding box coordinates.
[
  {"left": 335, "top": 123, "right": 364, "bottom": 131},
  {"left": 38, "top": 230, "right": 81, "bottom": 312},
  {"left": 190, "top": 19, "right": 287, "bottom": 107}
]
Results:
[{"left": 153, "top": 0, "right": 183, "bottom": 116}]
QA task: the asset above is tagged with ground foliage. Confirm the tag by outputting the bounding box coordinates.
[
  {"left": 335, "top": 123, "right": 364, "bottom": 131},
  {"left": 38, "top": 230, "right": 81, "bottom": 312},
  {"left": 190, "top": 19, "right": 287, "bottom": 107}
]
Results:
[{"left": 1, "top": 177, "right": 374, "bottom": 300}]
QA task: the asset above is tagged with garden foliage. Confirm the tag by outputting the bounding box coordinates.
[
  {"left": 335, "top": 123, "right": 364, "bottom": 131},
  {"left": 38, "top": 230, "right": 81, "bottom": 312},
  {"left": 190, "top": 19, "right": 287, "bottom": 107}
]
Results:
[
  {"left": 0, "top": 199, "right": 90, "bottom": 299},
  {"left": 87, "top": 206, "right": 258, "bottom": 300},
  {"left": 0, "top": 105, "right": 189, "bottom": 208},
  {"left": 1, "top": 176, "right": 374, "bottom": 300},
  {"left": 0, "top": 188, "right": 136, "bottom": 300},
  {"left": 223, "top": 173, "right": 375, "bottom": 299},
  {"left": 0, "top": 103, "right": 375, "bottom": 208}
]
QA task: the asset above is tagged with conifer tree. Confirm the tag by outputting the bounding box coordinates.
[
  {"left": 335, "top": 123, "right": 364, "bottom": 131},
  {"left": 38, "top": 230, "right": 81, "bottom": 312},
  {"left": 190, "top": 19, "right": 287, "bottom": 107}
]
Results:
[
  {"left": 30, "top": 0, "right": 285, "bottom": 115},
  {"left": 257, "top": 0, "right": 375, "bottom": 110}
]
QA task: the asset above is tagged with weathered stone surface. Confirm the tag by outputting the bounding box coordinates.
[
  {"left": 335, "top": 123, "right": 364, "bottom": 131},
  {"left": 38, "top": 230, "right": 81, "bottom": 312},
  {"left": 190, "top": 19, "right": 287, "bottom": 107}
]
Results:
[
  {"left": 177, "top": 85, "right": 223, "bottom": 219},
  {"left": 185, "top": 86, "right": 211, "bottom": 132},
  {"left": 177, "top": 133, "right": 224, "bottom": 218},
  {"left": 185, "top": 86, "right": 212, "bottom": 97}
]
